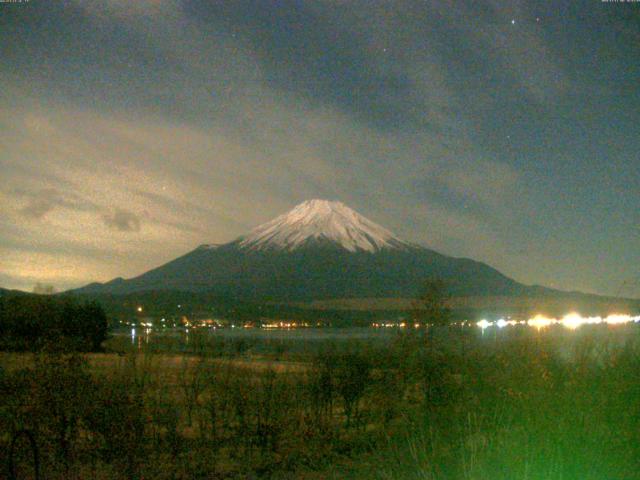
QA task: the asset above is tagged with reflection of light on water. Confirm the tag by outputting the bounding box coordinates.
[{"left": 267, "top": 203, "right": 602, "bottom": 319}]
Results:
[
  {"left": 561, "top": 313, "right": 585, "bottom": 330},
  {"left": 496, "top": 318, "right": 508, "bottom": 329},
  {"left": 476, "top": 313, "right": 640, "bottom": 330},
  {"left": 528, "top": 315, "right": 553, "bottom": 330},
  {"left": 477, "top": 319, "right": 492, "bottom": 330},
  {"left": 606, "top": 314, "right": 632, "bottom": 325},
  {"left": 131, "top": 326, "right": 152, "bottom": 347}
]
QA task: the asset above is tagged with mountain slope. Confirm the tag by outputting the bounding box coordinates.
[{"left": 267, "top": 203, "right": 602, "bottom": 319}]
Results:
[{"left": 73, "top": 199, "right": 528, "bottom": 300}]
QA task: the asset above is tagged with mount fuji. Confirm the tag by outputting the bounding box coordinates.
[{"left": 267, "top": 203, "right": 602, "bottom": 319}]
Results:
[{"left": 75, "top": 199, "right": 530, "bottom": 300}]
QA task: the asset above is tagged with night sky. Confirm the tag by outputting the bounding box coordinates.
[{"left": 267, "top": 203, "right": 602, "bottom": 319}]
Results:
[{"left": 1, "top": 0, "right": 638, "bottom": 297}]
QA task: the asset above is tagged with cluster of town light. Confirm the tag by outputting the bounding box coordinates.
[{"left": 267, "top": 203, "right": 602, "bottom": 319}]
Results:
[
  {"left": 476, "top": 313, "right": 640, "bottom": 331},
  {"left": 262, "top": 321, "right": 311, "bottom": 329},
  {"left": 130, "top": 302, "right": 639, "bottom": 332},
  {"left": 372, "top": 322, "right": 422, "bottom": 328},
  {"left": 371, "top": 314, "right": 640, "bottom": 330}
]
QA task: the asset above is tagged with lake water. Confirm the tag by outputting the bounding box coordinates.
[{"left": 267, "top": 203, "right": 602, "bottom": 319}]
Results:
[{"left": 113, "top": 322, "right": 640, "bottom": 360}]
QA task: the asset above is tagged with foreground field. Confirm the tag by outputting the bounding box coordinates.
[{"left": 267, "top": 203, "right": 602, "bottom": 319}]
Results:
[{"left": 2, "top": 326, "right": 640, "bottom": 479}]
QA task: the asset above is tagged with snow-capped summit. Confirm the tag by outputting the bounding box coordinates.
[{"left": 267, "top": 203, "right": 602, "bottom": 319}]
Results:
[{"left": 238, "top": 199, "right": 409, "bottom": 252}]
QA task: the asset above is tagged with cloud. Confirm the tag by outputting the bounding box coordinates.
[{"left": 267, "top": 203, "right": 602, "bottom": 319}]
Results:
[
  {"left": 17, "top": 188, "right": 98, "bottom": 220},
  {"left": 102, "top": 208, "right": 142, "bottom": 232},
  {"left": 435, "top": 160, "right": 520, "bottom": 209},
  {"left": 20, "top": 192, "right": 57, "bottom": 219}
]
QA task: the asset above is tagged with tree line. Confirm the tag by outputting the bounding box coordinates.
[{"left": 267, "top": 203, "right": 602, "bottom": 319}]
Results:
[{"left": 0, "top": 293, "right": 108, "bottom": 351}]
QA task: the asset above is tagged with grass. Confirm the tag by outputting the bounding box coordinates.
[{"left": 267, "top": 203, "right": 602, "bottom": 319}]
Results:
[{"left": 2, "top": 325, "right": 640, "bottom": 479}]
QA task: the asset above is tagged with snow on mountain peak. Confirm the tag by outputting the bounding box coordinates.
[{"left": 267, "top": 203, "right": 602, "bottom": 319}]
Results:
[{"left": 239, "top": 199, "right": 408, "bottom": 252}]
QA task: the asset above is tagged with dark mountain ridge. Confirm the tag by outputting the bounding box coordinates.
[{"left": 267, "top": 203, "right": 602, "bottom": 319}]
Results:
[
  {"left": 74, "top": 239, "right": 526, "bottom": 301},
  {"left": 70, "top": 200, "right": 625, "bottom": 306}
]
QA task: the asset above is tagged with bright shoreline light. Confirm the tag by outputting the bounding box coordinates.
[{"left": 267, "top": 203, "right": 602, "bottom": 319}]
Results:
[{"left": 475, "top": 313, "right": 640, "bottom": 330}]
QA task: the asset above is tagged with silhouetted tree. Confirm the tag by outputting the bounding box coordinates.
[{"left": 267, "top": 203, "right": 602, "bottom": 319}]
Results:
[
  {"left": 335, "top": 352, "right": 371, "bottom": 427},
  {"left": 76, "top": 301, "right": 108, "bottom": 351},
  {"left": 411, "top": 278, "right": 452, "bottom": 328}
]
